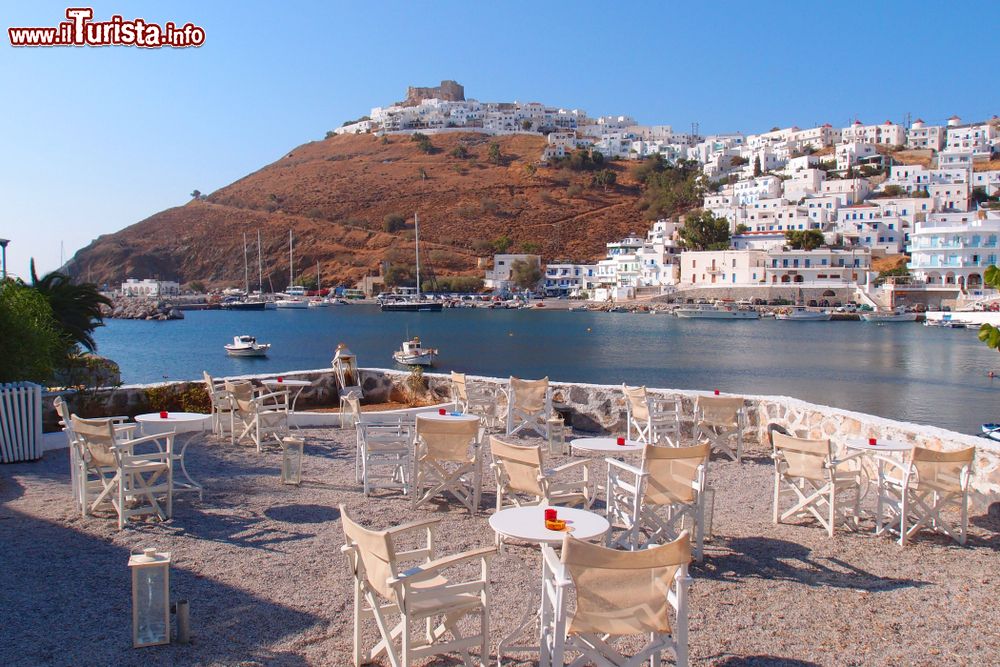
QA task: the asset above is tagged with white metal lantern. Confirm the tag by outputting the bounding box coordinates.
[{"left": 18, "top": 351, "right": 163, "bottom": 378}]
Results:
[
  {"left": 129, "top": 548, "right": 171, "bottom": 648},
  {"left": 546, "top": 416, "right": 566, "bottom": 455},
  {"left": 332, "top": 343, "right": 361, "bottom": 397},
  {"left": 280, "top": 436, "right": 304, "bottom": 485}
]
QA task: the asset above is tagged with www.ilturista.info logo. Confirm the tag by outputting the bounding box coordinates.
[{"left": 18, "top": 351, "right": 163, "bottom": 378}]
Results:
[{"left": 8, "top": 8, "right": 205, "bottom": 48}]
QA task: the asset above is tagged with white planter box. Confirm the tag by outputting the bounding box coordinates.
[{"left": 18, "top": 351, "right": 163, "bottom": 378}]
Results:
[{"left": 0, "top": 382, "right": 43, "bottom": 463}]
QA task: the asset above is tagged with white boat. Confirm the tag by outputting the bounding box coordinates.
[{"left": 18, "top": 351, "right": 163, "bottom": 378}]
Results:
[
  {"left": 276, "top": 232, "right": 308, "bottom": 309},
  {"left": 674, "top": 303, "right": 759, "bottom": 320},
  {"left": 860, "top": 308, "right": 918, "bottom": 323},
  {"left": 775, "top": 306, "right": 832, "bottom": 321},
  {"left": 981, "top": 423, "right": 1000, "bottom": 442},
  {"left": 275, "top": 296, "right": 308, "bottom": 309},
  {"left": 392, "top": 337, "right": 437, "bottom": 366},
  {"left": 224, "top": 335, "right": 271, "bottom": 357},
  {"left": 307, "top": 298, "right": 329, "bottom": 308},
  {"left": 379, "top": 214, "right": 443, "bottom": 313}
]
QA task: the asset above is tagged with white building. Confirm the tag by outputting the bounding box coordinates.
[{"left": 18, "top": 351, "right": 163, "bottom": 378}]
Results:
[
  {"left": 906, "top": 119, "right": 945, "bottom": 150},
  {"left": 734, "top": 176, "right": 782, "bottom": 205},
  {"left": 836, "top": 142, "right": 878, "bottom": 171},
  {"left": 121, "top": 278, "right": 180, "bottom": 297},
  {"left": 946, "top": 121, "right": 997, "bottom": 157},
  {"left": 907, "top": 211, "right": 1000, "bottom": 290},
  {"left": 841, "top": 120, "right": 905, "bottom": 146},
  {"left": 764, "top": 247, "right": 870, "bottom": 285},
  {"left": 679, "top": 249, "right": 767, "bottom": 287},
  {"left": 484, "top": 254, "right": 542, "bottom": 293},
  {"left": 543, "top": 263, "right": 596, "bottom": 297}
]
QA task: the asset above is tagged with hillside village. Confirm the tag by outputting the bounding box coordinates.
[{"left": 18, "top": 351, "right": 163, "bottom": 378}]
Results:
[{"left": 338, "top": 81, "right": 1000, "bottom": 308}]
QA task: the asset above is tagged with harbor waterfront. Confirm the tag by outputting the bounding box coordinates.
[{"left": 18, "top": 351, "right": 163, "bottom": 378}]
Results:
[{"left": 94, "top": 305, "right": 1000, "bottom": 434}]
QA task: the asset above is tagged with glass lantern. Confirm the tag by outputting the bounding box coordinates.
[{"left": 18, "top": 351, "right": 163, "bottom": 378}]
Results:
[
  {"left": 281, "top": 436, "right": 304, "bottom": 485},
  {"left": 332, "top": 343, "right": 362, "bottom": 398},
  {"left": 128, "top": 548, "right": 171, "bottom": 648},
  {"left": 546, "top": 416, "right": 566, "bottom": 455}
]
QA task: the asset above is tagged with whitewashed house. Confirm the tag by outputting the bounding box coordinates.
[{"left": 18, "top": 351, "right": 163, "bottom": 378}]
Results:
[
  {"left": 484, "top": 254, "right": 542, "bottom": 293},
  {"left": 121, "top": 278, "right": 180, "bottom": 297},
  {"left": 907, "top": 211, "right": 1000, "bottom": 290},
  {"left": 679, "top": 249, "right": 767, "bottom": 287},
  {"left": 764, "top": 247, "right": 870, "bottom": 285},
  {"left": 906, "top": 119, "right": 945, "bottom": 150}
]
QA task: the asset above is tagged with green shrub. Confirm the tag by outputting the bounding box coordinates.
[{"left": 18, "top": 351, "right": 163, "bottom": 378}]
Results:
[{"left": 0, "top": 281, "right": 61, "bottom": 384}]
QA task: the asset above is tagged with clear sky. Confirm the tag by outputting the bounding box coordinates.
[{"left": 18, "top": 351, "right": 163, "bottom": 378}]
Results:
[{"left": 1, "top": 0, "right": 996, "bottom": 281}]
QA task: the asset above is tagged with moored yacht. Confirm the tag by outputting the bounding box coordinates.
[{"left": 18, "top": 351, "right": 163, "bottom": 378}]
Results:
[{"left": 860, "top": 308, "right": 918, "bottom": 323}]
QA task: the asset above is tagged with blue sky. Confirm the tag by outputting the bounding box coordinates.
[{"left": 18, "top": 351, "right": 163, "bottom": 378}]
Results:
[{"left": 1, "top": 0, "right": 996, "bottom": 280}]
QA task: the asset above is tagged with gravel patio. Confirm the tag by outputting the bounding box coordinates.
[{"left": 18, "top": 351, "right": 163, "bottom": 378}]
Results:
[{"left": 1, "top": 426, "right": 997, "bottom": 666}]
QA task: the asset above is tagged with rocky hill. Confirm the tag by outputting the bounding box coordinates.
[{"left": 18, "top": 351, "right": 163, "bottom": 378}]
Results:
[{"left": 65, "top": 132, "right": 648, "bottom": 289}]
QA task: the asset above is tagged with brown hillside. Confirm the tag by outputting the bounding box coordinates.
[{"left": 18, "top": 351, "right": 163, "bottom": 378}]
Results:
[{"left": 66, "top": 133, "right": 647, "bottom": 289}]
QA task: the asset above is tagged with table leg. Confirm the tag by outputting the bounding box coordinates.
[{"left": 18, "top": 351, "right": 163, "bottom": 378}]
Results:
[
  {"left": 290, "top": 387, "right": 306, "bottom": 430},
  {"left": 171, "top": 431, "right": 204, "bottom": 500}
]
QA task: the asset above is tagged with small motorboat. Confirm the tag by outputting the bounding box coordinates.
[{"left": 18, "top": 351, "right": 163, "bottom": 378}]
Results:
[
  {"left": 981, "top": 423, "right": 1000, "bottom": 441},
  {"left": 392, "top": 336, "right": 437, "bottom": 366},
  {"left": 224, "top": 335, "right": 271, "bottom": 357},
  {"left": 860, "top": 308, "right": 918, "bottom": 323},
  {"left": 775, "top": 306, "right": 832, "bottom": 321},
  {"left": 307, "top": 298, "right": 329, "bottom": 308}
]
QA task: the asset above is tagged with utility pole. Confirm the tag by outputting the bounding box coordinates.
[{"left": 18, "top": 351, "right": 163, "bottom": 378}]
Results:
[{"left": 0, "top": 239, "right": 8, "bottom": 279}]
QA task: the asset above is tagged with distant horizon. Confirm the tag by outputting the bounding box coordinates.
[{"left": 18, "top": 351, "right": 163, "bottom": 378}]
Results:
[{"left": 2, "top": 0, "right": 997, "bottom": 281}]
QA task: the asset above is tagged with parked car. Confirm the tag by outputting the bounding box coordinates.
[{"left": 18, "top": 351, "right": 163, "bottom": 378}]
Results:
[{"left": 836, "top": 304, "right": 858, "bottom": 313}]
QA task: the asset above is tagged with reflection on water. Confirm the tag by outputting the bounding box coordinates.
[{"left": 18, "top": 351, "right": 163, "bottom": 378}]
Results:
[{"left": 94, "top": 306, "right": 1000, "bottom": 434}]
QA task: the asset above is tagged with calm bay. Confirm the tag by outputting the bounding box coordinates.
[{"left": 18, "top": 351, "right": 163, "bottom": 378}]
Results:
[{"left": 92, "top": 305, "right": 1000, "bottom": 435}]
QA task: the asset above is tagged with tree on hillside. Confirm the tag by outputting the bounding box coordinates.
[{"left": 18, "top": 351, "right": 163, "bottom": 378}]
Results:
[
  {"left": 735, "top": 223, "right": 750, "bottom": 234},
  {"left": 492, "top": 234, "right": 513, "bottom": 254},
  {"left": 511, "top": 258, "right": 543, "bottom": 291},
  {"left": 487, "top": 142, "right": 502, "bottom": 165},
  {"left": 590, "top": 169, "right": 617, "bottom": 192},
  {"left": 784, "top": 229, "right": 825, "bottom": 251},
  {"left": 449, "top": 145, "right": 470, "bottom": 159},
  {"left": 521, "top": 119, "right": 533, "bottom": 131},
  {"left": 411, "top": 132, "right": 434, "bottom": 154},
  {"left": 633, "top": 158, "right": 704, "bottom": 221},
  {"left": 753, "top": 156, "right": 762, "bottom": 177},
  {"left": 730, "top": 155, "right": 749, "bottom": 167},
  {"left": 521, "top": 241, "right": 540, "bottom": 253},
  {"left": 679, "top": 210, "right": 730, "bottom": 251},
  {"left": 190, "top": 190, "right": 201, "bottom": 199},
  {"left": 383, "top": 213, "right": 407, "bottom": 233}
]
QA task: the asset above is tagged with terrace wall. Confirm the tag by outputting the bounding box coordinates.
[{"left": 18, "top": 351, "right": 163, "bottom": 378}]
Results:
[{"left": 42, "top": 367, "right": 1000, "bottom": 512}]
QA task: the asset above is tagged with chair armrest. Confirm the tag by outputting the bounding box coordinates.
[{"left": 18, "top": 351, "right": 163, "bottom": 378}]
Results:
[
  {"left": 606, "top": 458, "right": 643, "bottom": 476},
  {"left": 108, "top": 416, "right": 132, "bottom": 424},
  {"left": 385, "top": 516, "right": 440, "bottom": 537},
  {"left": 119, "top": 433, "right": 174, "bottom": 449},
  {"left": 541, "top": 544, "right": 571, "bottom": 586},
  {"left": 873, "top": 455, "right": 909, "bottom": 475},
  {"left": 254, "top": 390, "right": 290, "bottom": 404},
  {"left": 548, "top": 458, "right": 590, "bottom": 474},
  {"left": 390, "top": 546, "right": 495, "bottom": 586}
]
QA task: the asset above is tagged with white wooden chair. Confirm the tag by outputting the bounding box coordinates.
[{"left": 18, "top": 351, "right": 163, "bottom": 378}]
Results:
[
  {"left": 606, "top": 442, "right": 710, "bottom": 560},
  {"left": 340, "top": 388, "right": 363, "bottom": 429},
  {"left": 695, "top": 395, "right": 746, "bottom": 462},
  {"left": 506, "top": 376, "right": 553, "bottom": 438},
  {"left": 623, "top": 385, "right": 683, "bottom": 446},
  {"left": 203, "top": 371, "right": 233, "bottom": 436},
  {"left": 340, "top": 506, "right": 493, "bottom": 667},
  {"left": 540, "top": 532, "right": 692, "bottom": 667},
  {"left": 358, "top": 417, "right": 414, "bottom": 497},
  {"left": 772, "top": 432, "right": 862, "bottom": 537},
  {"left": 412, "top": 416, "right": 483, "bottom": 514},
  {"left": 875, "top": 445, "right": 975, "bottom": 546},
  {"left": 226, "top": 380, "right": 290, "bottom": 452},
  {"left": 451, "top": 372, "right": 504, "bottom": 431},
  {"left": 71, "top": 415, "right": 173, "bottom": 530}
]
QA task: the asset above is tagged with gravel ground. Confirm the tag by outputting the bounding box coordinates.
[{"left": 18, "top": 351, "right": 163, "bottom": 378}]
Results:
[{"left": 1, "top": 428, "right": 997, "bottom": 667}]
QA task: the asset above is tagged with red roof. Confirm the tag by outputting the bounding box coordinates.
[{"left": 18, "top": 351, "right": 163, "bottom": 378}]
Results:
[{"left": 853, "top": 120, "right": 863, "bottom": 125}]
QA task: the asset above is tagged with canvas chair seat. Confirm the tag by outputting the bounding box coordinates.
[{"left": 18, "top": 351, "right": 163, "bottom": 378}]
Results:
[
  {"left": 358, "top": 419, "right": 413, "bottom": 497},
  {"left": 695, "top": 395, "right": 745, "bottom": 462},
  {"left": 506, "top": 376, "right": 554, "bottom": 438},
  {"left": 71, "top": 415, "right": 173, "bottom": 530},
  {"left": 412, "top": 416, "right": 483, "bottom": 514},
  {"left": 772, "top": 432, "right": 861, "bottom": 537},
  {"left": 606, "top": 443, "right": 710, "bottom": 559},
  {"left": 623, "top": 385, "right": 683, "bottom": 446},
  {"left": 340, "top": 507, "right": 492, "bottom": 667},
  {"left": 540, "top": 533, "right": 692, "bottom": 667},
  {"left": 226, "top": 380, "right": 290, "bottom": 452},
  {"left": 876, "top": 445, "right": 974, "bottom": 546}
]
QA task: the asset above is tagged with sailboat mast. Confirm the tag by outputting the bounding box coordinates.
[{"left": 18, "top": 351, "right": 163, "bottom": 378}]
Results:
[
  {"left": 243, "top": 232, "right": 249, "bottom": 295},
  {"left": 316, "top": 261, "right": 321, "bottom": 296},
  {"left": 288, "top": 229, "right": 294, "bottom": 288},
  {"left": 415, "top": 212, "right": 421, "bottom": 300},
  {"left": 257, "top": 230, "right": 263, "bottom": 293}
]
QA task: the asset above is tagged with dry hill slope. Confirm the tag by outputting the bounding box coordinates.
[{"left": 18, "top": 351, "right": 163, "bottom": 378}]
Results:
[{"left": 66, "top": 133, "right": 648, "bottom": 289}]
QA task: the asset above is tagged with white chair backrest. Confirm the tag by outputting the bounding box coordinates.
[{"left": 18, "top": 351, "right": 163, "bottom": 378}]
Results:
[
  {"left": 561, "top": 532, "right": 690, "bottom": 635},
  {"left": 510, "top": 376, "right": 549, "bottom": 413},
  {"left": 642, "top": 442, "right": 709, "bottom": 505},
  {"left": 490, "top": 436, "right": 544, "bottom": 497},
  {"left": 697, "top": 396, "right": 743, "bottom": 427},
  {"left": 69, "top": 415, "right": 118, "bottom": 468},
  {"left": 417, "top": 417, "right": 479, "bottom": 463},
  {"left": 909, "top": 446, "right": 975, "bottom": 492},
  {"left": 773, "top": 432, "right": 831, "bottom": 481}
]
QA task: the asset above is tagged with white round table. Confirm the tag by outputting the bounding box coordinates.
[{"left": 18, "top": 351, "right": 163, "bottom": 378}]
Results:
[
  {"left": 570, "top": 437, "right": 644, "bottom": 455},
  {"left": 490, "top": 505, "right": 609, "bottom": 662},
  {"left": 489, "top": 505, "right": 609, "bottom": 545},
  {"left": 135, "top": 412, "right": 212, "bottom": 499},
  {"left": 845, "top": 438, "right": 912, "bottom": 453},
  {"left": 417, "top": 411, "right": 481, "bottom": 423}
]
